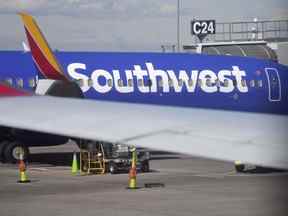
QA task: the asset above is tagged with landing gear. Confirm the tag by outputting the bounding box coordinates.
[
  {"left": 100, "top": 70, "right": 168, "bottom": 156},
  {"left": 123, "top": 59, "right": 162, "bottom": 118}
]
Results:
[
  {"left": 0, "top": 141, "right": 8, "bottom": 162},
  {"left": 0, "top": 141, "right": 29, "bottom": 163},
  {"left": 234, "top": 163, "right": 246, "bottom": 172},
  {"left": 141, "top": 160, "right": 150, "bottom": 173},
  {"left": 234, "top": 161, "right": 257, "bottom": 173}
]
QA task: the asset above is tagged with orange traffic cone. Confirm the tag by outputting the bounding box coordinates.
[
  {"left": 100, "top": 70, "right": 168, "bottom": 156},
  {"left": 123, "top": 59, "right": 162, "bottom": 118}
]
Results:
[
  {"left": 128, "top": 167, "right": 137, "bottom": 189},
  {"left": 18, "top": 152, "right": 30, "bottom": 183},
  {"left": 127, "top": 147, "right": 138, "bottom": 189}
]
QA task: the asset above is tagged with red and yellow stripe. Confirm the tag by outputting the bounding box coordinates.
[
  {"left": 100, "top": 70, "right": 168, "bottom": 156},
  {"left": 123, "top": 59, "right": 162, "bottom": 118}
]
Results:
[{"left": 19, "top": 13, "right": 68, "bottom": 81}]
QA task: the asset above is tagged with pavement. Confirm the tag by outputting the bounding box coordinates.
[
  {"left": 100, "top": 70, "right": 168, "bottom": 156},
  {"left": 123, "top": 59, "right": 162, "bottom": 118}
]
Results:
[{"left": 0, "top": 142, "right": 288, "bottom": 216}]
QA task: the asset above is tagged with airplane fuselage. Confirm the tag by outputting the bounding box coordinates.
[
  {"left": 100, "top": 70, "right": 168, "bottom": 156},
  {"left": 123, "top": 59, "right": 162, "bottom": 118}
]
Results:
[
  {"left": 1, "top": 51, "right": 287, "bottom": 115},
  {"left": 1, "top": 50, "right": 288, "bottom": 162}
]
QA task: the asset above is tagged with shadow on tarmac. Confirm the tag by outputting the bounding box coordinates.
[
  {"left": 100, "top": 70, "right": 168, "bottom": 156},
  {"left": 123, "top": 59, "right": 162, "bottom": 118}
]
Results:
[
  {"left": 28, "top": 151, "right": 182, "bottom": 167},
  {"left": 29, "top": 153, "right": 74, "bottom": 166},
  {"left": 239, "top": 167, "right": 287, "bottom": 174}
]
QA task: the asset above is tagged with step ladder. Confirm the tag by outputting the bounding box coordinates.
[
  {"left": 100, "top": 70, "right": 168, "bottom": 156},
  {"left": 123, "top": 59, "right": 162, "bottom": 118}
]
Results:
[{"left": 80, "top": 142, "right": 106, "bottom": 175}]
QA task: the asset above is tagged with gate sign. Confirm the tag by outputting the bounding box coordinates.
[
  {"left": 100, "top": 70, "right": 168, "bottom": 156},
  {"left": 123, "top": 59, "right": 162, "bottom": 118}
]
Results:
[{"left": 191, "top": 20, "right": 216, "bottom": 36}]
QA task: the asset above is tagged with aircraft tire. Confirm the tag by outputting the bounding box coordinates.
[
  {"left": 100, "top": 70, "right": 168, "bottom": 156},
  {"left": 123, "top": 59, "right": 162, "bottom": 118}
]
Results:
[
  {"left": 0, "top": 141, "right": 9, "bottom": 162},
  {"left": 3, "top": 141, "right": 29, "bottom": 164},
  {"left": 141, "top": 160, "right": 150, "bottom": 173},
  {"left": 235, "top": 164, "right": 245, "bottom": 173}
]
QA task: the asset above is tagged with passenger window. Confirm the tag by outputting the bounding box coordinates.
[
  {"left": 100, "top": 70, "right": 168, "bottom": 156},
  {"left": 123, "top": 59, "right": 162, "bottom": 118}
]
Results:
[
  {"left": 137, "top": 79, "right": 143, "bottom": 87},
  {"left": 250, "top": 80, "right": 255, "bottom": 87},
  {"left": 28, "top": 78, "right": 35, "bottom": 87},
  {"left": 188, "top": 79, "right": 193, "bottom": 87},
  {"left": 88, "top": 78, "right": 93, "bottom": 87},
  {"left": 232, "top": 80, "right": 237, "bottom": 87},
  {"left": 224, "top": 79, "right": 229, "bottom": 87},
  {"left": 178, "top": 79, "right": 183, "bottom": 87},
  {"left": 206, "top": 79, "right": 212, "bottom": 87},
  {"left": 215, "top": 79, "right": 220, "bottom": 87},
  {"left": 256, "top": 80, "right": 263, "bottom": 88},
  {"left": 158, "top": 79, "right": 163, "bottom": 87},
  {"left": 168, "top": 79, "right": 173, "bottom": 87},
  {"left": 76, "top": 79, "right": 84, "bottom": 87},
  {"left": 5, "top": 78, "right": 13, "bottom": 86},
  {"left": 147, "top": 79, "right": 152, "bottom": 87},
  {"left": 118, "top": 79, "right": 123, "bottom": 87},
  {"left": 107, "top": 79, "right": 113, "bottom": 87},
  {"left": 128, "top": 79, "right": 133, "bottom": 87},
  {"left": 241, "top": 79, "right": 247, "bottom": 87},
  {"left": 16, "top": 78, "right": 24, "bottom": 88}
]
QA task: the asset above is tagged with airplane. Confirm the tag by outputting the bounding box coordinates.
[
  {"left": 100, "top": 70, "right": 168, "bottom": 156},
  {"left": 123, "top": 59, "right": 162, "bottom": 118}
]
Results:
[{"left": 0, "top": 13, "right": 287, "bottom": 170}]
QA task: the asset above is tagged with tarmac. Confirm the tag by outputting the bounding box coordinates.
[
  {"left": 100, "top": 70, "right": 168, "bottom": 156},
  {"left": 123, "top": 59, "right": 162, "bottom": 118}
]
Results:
[{"left": 0, "top": 142, "right": 288, "bottom": 216}]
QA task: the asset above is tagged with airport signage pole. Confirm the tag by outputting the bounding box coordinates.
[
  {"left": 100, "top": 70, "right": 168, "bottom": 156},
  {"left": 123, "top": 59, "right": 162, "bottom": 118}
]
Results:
[{"left": 177, "top": 0, "right": 180, "bottom": 52}]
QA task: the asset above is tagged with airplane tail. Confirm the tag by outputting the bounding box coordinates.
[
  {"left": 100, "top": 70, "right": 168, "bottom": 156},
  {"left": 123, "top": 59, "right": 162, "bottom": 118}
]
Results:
[{"left": 19, "top": 13, "right": 68, "bottom": 81}]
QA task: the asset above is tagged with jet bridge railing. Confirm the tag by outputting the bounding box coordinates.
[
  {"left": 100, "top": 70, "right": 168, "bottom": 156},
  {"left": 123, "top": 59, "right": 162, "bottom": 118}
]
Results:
[{"left": 200, "top": 20, "right": 288, "bottom": 43}]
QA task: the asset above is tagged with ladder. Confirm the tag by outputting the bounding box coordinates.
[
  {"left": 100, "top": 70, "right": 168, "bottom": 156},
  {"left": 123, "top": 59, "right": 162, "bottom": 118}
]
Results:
[{"left": 80, "top": 142, "right": 106, "bottom": 175}]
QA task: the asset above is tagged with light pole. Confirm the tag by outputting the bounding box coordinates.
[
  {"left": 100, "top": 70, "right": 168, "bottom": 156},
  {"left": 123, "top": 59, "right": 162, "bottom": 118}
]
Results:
[{"left": 177, "top": 0, "right": 180, "bottom": 52}]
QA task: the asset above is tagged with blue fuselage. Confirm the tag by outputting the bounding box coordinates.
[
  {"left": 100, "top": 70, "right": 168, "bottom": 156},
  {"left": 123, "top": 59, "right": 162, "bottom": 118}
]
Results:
[{"left": 1, "top": 51, "right": 287, "bottom": 115}]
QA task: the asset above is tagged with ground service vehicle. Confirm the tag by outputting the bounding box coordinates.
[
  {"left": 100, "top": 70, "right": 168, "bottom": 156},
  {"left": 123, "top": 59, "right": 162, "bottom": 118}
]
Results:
[{"left": 80, "top": 141, "right": 150, "bottom": 175}]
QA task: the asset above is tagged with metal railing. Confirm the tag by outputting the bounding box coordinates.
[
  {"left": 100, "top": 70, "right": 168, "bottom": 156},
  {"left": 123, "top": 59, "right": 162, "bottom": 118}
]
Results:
[{"left": 204, "top": 20, "right": 288, "bottom": 43}]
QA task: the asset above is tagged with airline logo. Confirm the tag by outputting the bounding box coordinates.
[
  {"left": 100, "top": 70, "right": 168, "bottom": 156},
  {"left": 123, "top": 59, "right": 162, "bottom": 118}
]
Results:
[
  {"left": 67, "top": 63, "right": 248, "bottom": 94},
  {"left": 19, "top": 13, "right": 68, "bottom": 81}
]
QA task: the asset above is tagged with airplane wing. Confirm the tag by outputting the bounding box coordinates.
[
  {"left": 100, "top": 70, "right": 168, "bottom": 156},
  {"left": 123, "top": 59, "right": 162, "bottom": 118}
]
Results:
[{"left": 0, "top": 94, "right": 287, "bottom": 169}]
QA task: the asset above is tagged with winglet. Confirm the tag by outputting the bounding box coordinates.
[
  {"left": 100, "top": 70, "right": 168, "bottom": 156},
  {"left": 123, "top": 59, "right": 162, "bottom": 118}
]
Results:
[
  {"left": 0, "top": 82, "right": 32, "bottom": 97},
  {"left": 19, "top": 12, "right": 68, "bottom": 81}
]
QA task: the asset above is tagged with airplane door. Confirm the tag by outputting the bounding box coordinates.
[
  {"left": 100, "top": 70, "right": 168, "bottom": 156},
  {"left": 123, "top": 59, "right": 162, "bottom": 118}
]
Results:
[{"left": 265, "top": 68, "right": 281, "bottom": 102}]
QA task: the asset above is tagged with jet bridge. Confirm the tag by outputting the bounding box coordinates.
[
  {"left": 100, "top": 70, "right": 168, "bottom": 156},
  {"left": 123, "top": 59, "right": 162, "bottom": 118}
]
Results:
[{"left": 183, "top": 41, "right": 278, "bottom": 62}]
